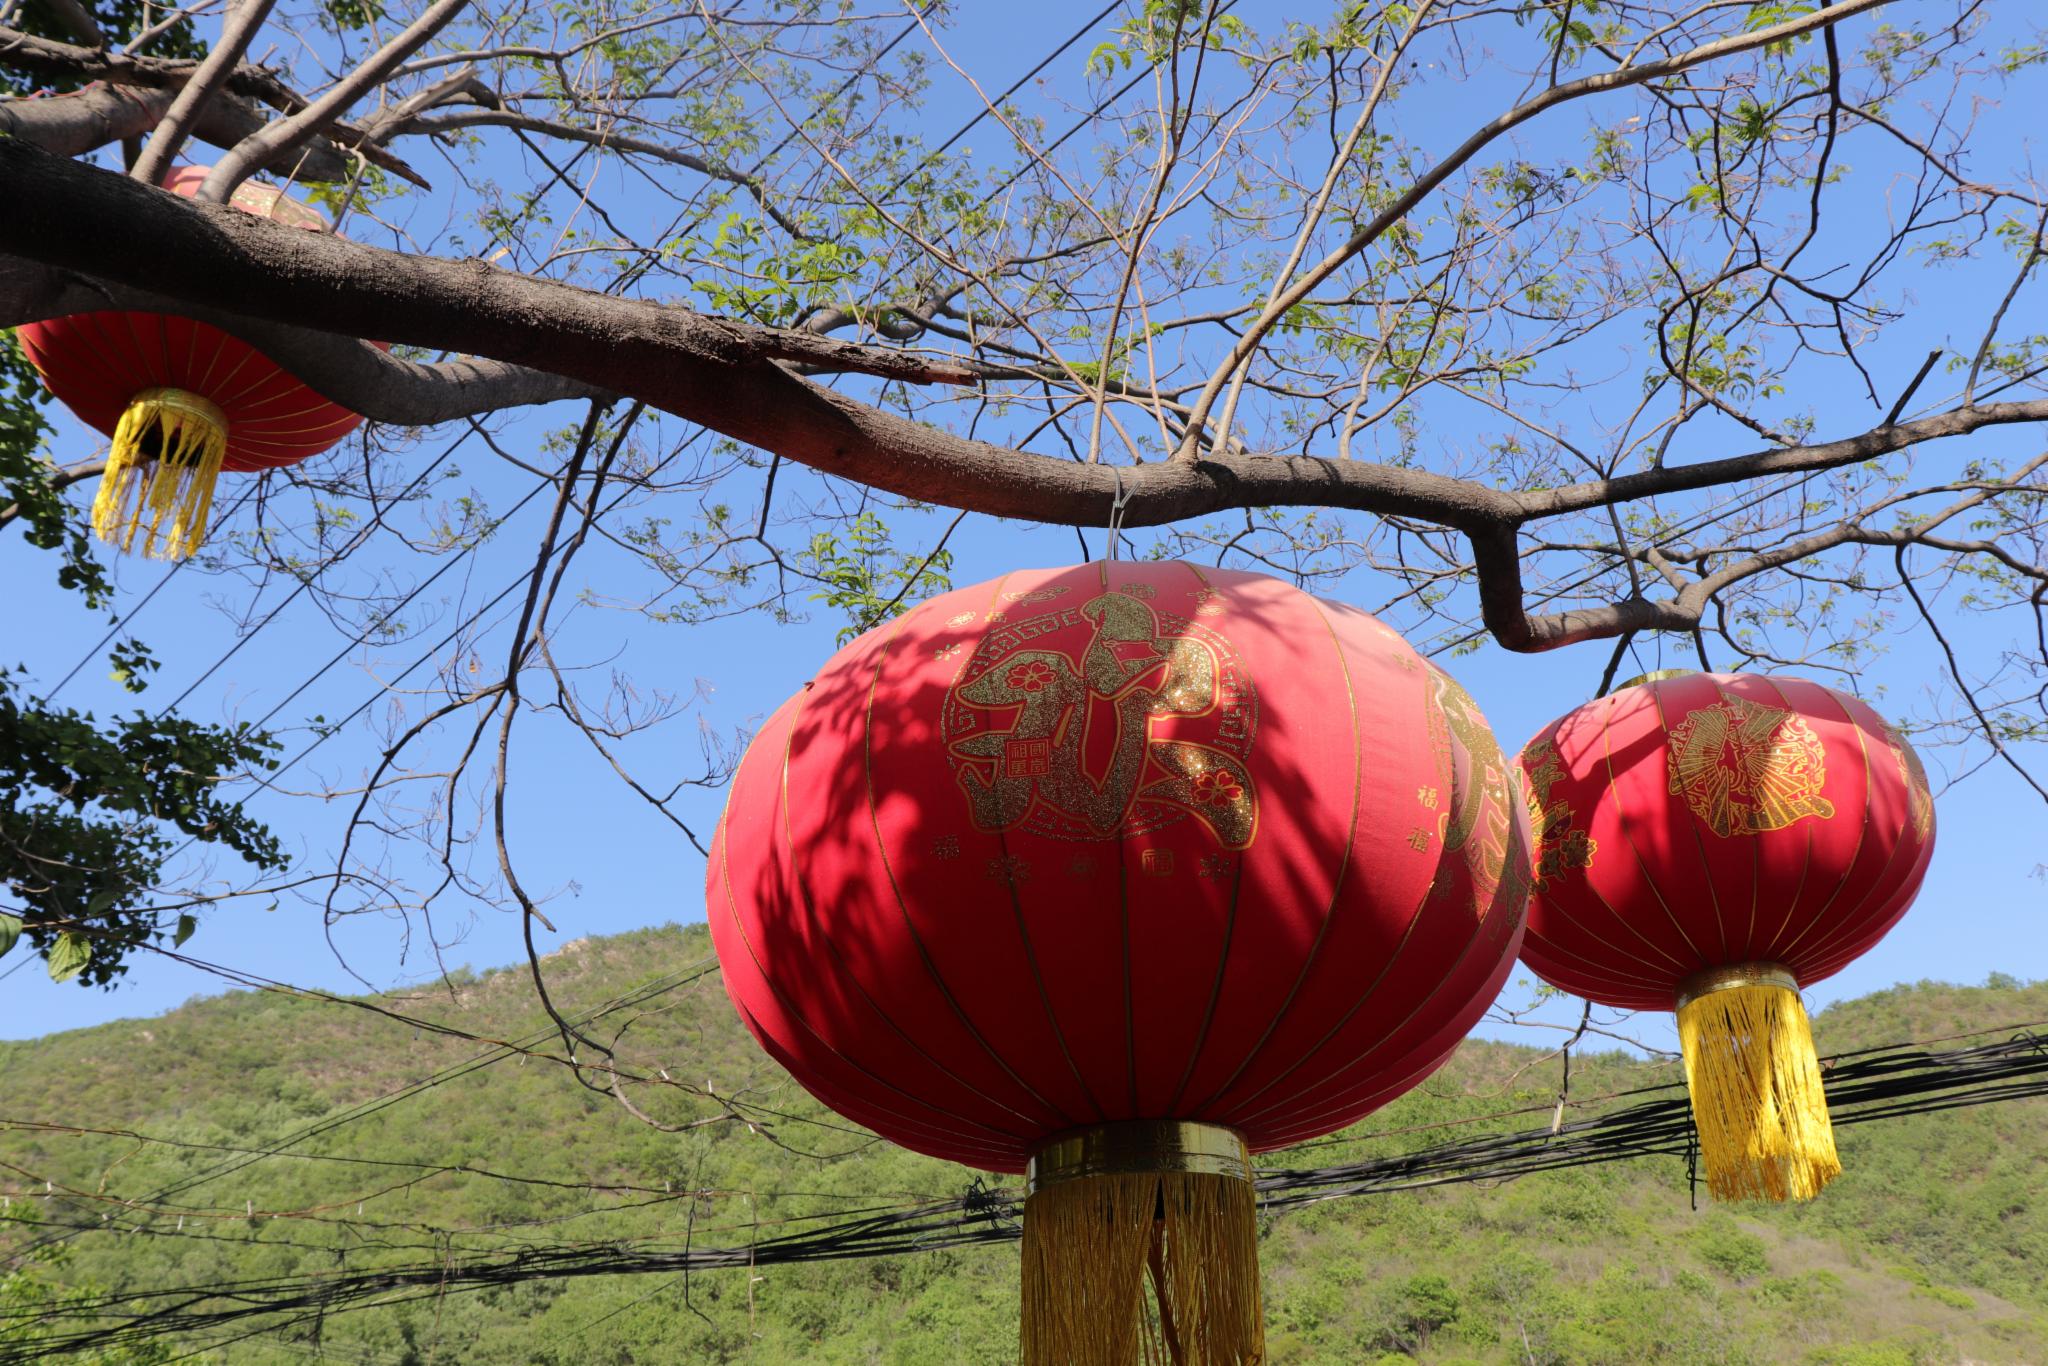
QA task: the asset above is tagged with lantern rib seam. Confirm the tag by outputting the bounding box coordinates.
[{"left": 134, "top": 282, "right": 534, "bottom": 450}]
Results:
[
  {"left": 1184, "top": 582, "right": 1373, "bottom": 1122},
  {"left": 1599, "top": 692, "right": 1710, "bottom": 969},
  {"left": 861, "top": 581, "right": 1086, "bottom": 1134},
  {"left": 1105, "top": 559, "right": 1140, "bottom": 1118},
  {"left": 1662, "top": 677, "right": 1734, "bottom": 964},
  {"left": 1764, "top": 689, "right": 1900, "bottom": 973},
  {"left": 1162, "top": 561, "right": 1264, "bottom": 1117},
  {"left": 771, "top": 684, "right": 1049, "bottom": 1139},
  {"left": 1226, "top": 701, "right": 1527, "bottom": 1130},
  {"left": 713, "top": 718, "right": 1029, "bottom": 1157},
  {"left": 1750, "top": 674, "right": 1820, "bottom": 964},
  {"left": 1163, "top": 843, "right": 1245, "bottom": 1118}
]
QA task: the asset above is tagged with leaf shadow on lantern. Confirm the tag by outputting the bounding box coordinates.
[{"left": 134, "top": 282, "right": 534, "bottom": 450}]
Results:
[{"left": 714, "top": 568, "right": 1534, "bottom": 1174}]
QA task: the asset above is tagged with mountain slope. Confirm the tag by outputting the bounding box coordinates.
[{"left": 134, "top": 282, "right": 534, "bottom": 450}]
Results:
[{"left": 2, "top": 926, "right": 2044, "bottom": 1365}]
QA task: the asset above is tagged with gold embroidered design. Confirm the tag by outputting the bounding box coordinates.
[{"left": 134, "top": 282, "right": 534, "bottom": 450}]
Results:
[
  {"left": 1882, "top": 721, "right": 1934, "bottom": 839},
  {"left": 1003, "top": 586, "right": 1072, "bottom": 604},
  {"left": 943, "top": 589, "right": 1258, "bottom": 848},
  {"left": 1520, "top": 735, "right": 1596, "bottom": 889},
  {"left": 1667, "top": 697, "right": 1835, "bottom": 838},
  {"left": 988, "top": 854, "right": 1031, "bottom": 883},
  {"left": 1429, "top": 667, "right": 1518, "bottom": 904}
]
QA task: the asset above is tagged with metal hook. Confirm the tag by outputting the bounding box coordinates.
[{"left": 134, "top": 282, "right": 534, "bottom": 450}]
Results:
[{"left": 1106, "top": 466, "right": 1131, "bottom": 561}]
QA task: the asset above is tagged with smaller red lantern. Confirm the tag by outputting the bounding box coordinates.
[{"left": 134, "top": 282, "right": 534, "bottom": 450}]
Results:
[
  {"left": 14, "top": 167, "right": 372, "bottom": 559},
  {"left": 1515, "top": 671, "right": 1936, "bottom": 1202}
]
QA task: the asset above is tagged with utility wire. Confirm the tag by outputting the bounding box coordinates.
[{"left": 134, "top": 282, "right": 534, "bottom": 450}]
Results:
[{"left": 10, "top": 1025, "right": 2045, "bottom": 1362}]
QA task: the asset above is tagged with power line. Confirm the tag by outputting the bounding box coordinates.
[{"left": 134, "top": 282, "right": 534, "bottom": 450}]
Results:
[
  {"left": 10, "top": 1022, "right": 2045, "bottom": 1362},
  {"left": 4, "top": 954, "right": 721, "bottom": 1262}
]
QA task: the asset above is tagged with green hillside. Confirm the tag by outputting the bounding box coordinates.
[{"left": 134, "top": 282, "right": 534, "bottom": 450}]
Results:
[{"left": 2, "top": 926, "right": 2044, "bottom": 1366}]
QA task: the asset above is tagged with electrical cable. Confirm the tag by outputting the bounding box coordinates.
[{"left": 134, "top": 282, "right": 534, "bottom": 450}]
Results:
[{"left": 8, "top": 1024, "right": 2043, "bottom": 1362}]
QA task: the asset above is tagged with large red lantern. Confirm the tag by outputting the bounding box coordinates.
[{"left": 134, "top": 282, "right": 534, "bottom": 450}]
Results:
[
  {"left": 709, "top": 562, "right": 1530, "bottom": 1363},
  {"left": 15, "top": 166, "right": 371, "bottom": 559},
  {"left": 1514, "top": 671, "right": 1936, "bottom": 1202}
]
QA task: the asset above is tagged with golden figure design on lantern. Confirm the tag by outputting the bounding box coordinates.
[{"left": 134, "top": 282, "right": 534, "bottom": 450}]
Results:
[
  {"left": 943, "top": 591, "right": 1258, "bottom": 848},
  {"left": 1666, "top": 697, "right": 1834, "bottom": 838}
]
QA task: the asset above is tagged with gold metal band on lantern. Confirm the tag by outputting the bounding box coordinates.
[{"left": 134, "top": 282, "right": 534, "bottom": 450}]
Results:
[
  {"left": 130, "top": 387, "right": 229, "bottom": 433},
  {"left": 1675, "top": 961, "right": 1800, "bottom": 1012},
  {"left": 1025, "top": 1121, "right": 1251, "bottom": 1195}
]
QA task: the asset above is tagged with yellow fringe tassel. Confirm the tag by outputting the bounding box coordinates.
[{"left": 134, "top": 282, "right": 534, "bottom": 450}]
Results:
[
  {"left": 1677, "top": 977, "right": 1840, "bottom": 1203},
  {"left": 1021, "top": 1171, "right": 1263, "bottom": 1366},
  {"left": 91, "top": 387, "right": 229, "bottom": 560}
]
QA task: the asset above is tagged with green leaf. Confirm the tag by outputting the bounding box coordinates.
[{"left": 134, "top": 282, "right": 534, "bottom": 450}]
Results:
[
  {"left": 173, "top": 914, "right": 197, "bottom": 948},
  {"left": 46, "top": 931, "right": 93, "bottom": 984},
  {"left": 0, "top": 911, "right": 19, "bottom": 959}
]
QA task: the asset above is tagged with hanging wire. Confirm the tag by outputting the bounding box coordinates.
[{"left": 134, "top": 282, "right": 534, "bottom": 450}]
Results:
[{"left": 9, "top": 1025, "right": 2044, "bottom": 1362}]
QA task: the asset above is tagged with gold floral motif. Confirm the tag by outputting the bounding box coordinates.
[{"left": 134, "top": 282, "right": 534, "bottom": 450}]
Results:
[
  {"left": 1521, "top": 736, "right": 1596, "bottom": 889},
  {"left": 1666, "top": 697, "right": 1835, "bottom": 838},
  {"left": 947, "top": 611, "right": 978, "bottom": 627},
  {"left": 1003, "top": 586, "right": 1072, "bottom": 604},
  {"left": 943, "top": 589, "right": 1258, "bottom": 848},
  {"left": 1428, "top": 667, "right": 1524, "bottom": 907},
  {"left": 987, "top": 854, "right": 1031, "bottom": 883},
  {"left": 1882, "top": 721, "right": 1935, "bottom": 839}
]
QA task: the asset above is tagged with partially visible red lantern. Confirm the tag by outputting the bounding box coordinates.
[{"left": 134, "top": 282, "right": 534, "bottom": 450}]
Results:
[
  {"left": 1515, "top": 671, "right": 1936, "bottom": 1202},
  {"left": 709, "top": 562, "right": 1530, "bottom": 1363},
  {"left": 15, "top": 166, "right": 372, "bottom": 559}
]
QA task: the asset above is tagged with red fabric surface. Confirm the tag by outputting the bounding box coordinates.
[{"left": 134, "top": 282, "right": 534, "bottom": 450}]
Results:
[
  {"left": 708, "top": 563, "right": 1531, "bottom": 1172},
  {"left": 15, "top": 166, "right": 370, "bottom": 472},
  {"left": 1514, "top": 673, "right": 1937, "bottom": 1011}
]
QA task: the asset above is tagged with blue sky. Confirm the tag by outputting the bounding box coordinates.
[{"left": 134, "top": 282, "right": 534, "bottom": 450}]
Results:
[{"left": 4, "top": 1, "right": 2044, "bottom": 1058}]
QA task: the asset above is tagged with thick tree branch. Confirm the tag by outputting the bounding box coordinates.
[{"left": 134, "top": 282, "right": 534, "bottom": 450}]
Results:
[
  {"left": 0, "top": 254, "right": 611, "bottom": 423},
  {"left": 0, "top": 24, "right": 428, "bottom": 186},
  {"left": 6, "top": 142, "right": 2041, "bottom": 657},
  {"left": 129, "top": 0, "right": 278, "bottom": 187},
  {"left": 34, "top": 0, "right": 101, "bottom": 45},
  {"left": 198, "top": 0, "right": 467, "bottom": 202},
  {"left": 1520, "top": 404, "right": 2048, "bottom": 519},
  {"left": 0, "top": 81, "right": 351, "bottom": 179}
]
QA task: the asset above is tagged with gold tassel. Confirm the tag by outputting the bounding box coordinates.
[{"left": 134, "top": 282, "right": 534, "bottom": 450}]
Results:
[
  {"left": 1676, "top": 963, "right": 1840, "bottom": 1203},
  {"left": 91, "top": 387, "right": 229, "bottom": 560},
  {"left": 1021, "top": 1123, "right": 1263, "bottom": 1366}
]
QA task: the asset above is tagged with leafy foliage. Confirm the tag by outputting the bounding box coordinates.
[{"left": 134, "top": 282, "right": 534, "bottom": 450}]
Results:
[
  {"left": 1, "top": 929, "right": 2042, "bottom": 1363},
  {"left": 0, "top": 666, "right": 285, "bottom": 986},
  {"left": 4, "top": 319, "right": 286, "bottom": 991},
  {"left": 1, "top": 0, "right": 206, "bottom": 95}
]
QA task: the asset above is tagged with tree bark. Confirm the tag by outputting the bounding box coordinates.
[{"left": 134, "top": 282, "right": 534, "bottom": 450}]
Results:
[
  {"left": 0, "top": 25, "right": 428, "bottom": 186},
  {"left": 6, "top": 140, "right": 2043, "bottom": 653},
  {"left": 0, "top": 255, "right": 612, "bottom": 424},
  {"left": 0, "top": 81, "right": 353, "bottom": 180}
]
